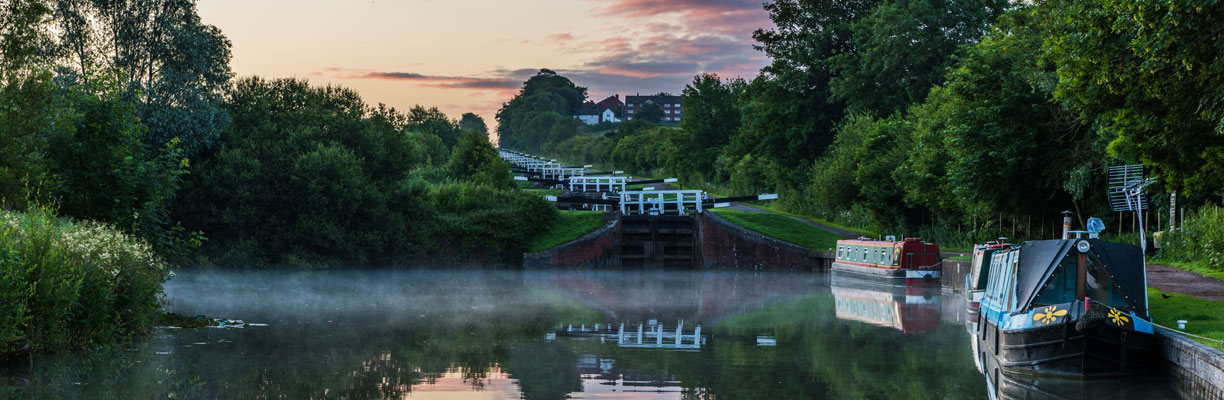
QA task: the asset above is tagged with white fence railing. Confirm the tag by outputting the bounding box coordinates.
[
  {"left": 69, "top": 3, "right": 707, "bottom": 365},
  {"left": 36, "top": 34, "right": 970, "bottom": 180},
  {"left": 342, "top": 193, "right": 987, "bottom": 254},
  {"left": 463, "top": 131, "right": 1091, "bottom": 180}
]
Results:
[
  {"left": 620, "top": 190, "right": 706, "bottom": 216},
  {"left": 569, "top": 176, "right": 628, "bottom": 193}
]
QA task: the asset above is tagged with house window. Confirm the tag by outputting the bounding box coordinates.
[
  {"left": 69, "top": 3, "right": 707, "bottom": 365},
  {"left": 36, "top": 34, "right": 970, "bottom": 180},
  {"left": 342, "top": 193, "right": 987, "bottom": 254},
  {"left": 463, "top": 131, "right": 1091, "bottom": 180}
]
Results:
[{"left": 627, "top": 109, "right": 634, "bottom": 114}]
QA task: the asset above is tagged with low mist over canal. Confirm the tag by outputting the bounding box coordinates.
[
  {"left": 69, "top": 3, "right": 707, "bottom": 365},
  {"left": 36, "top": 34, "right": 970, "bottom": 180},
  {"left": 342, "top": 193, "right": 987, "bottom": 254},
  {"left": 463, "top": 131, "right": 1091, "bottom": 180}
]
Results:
[{"left": 3, "top": 270, "right": 1180, "bottom": 399}]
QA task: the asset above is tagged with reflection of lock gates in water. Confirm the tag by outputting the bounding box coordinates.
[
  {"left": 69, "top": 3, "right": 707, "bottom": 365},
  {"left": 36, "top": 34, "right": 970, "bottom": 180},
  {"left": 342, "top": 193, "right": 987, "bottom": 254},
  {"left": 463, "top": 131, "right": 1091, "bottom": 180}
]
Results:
[{"left": 7, "top": 269, "right": 1186, "bottom": 399}]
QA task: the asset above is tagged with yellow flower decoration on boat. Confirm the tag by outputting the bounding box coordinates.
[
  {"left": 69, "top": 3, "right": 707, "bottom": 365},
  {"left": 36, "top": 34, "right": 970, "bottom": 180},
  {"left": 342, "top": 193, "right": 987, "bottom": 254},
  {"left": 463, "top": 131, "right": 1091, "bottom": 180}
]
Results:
[
  {"left": 1033, "top": 306, "right": 1068, "bottom": 324},
  {"left": 1108, "top": 308, "right": 1130, "bottom": 326}
]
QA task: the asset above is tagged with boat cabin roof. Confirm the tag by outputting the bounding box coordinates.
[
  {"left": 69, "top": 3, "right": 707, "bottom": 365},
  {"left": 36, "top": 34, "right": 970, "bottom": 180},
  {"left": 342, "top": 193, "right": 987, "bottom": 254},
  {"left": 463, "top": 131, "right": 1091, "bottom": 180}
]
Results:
[{"left": 1012, "top": 239, "right": 1147, "bottom": 318}]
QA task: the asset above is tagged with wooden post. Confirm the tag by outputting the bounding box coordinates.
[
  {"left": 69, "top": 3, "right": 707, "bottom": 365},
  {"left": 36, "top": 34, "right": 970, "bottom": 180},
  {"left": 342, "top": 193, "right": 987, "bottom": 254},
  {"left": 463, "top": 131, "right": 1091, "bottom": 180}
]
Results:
[
  {"left": 693, "top": 325, "right": 702, "bottom": 347},
  {"left": 1077, "top": 251, "right": 1087, "bottom": 299},
  {"left": 1170, "top": 191, "right": 1178, "bottom": 230},
  {"left": 637, "top": 323, "right": 643, "bottom": 344},
  {"left": 675, "top": 322, "right": 684, "bottom": 345}
]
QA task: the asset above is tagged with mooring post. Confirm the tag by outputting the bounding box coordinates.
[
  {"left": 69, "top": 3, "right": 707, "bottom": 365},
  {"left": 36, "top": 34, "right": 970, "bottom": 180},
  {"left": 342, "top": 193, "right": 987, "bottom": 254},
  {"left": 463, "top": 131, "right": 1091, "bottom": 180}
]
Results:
[
  {"left": 637, "top": 323, "right": 643, "bottom": 344},
  {"left": 657, "top": 324, "right": 663, "bottom": 345},
  {"left": 618, "top": 323, "right": 624, "bottom": 344}
]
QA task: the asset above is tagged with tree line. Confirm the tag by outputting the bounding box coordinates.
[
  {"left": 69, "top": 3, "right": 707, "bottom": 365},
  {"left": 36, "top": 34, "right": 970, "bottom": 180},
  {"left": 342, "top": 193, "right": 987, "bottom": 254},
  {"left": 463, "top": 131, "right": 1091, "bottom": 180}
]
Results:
[
  {"left": 499, "top": 0, "right": 1224, "bottom": 249},
  {"left": 0, "top": 0, "right": 554, "bottom": 268}
]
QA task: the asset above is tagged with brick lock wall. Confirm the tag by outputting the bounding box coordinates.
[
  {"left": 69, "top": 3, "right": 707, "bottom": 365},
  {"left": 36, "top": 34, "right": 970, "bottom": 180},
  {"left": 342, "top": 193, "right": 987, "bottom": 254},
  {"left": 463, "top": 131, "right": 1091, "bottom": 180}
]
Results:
[
  {"left": 698, "top": 213, "right": 817, "bottom": 271},
  {"left": 524, "top": 220, "right": 619, "bottom": 268}
]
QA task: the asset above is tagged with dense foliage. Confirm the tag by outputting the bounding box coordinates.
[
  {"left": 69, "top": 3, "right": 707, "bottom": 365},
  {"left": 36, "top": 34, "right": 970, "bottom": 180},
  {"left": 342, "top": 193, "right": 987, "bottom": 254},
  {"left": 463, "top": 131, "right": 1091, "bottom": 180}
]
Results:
[
  {"left": 0, "top": 2, "right": 200, "bottom": 261},
  {"left": 495, "top": 69, "right": 588, "bottom": 153},
  {"left": 1157, "top": 204, "right": 1224, "bottom": 272},
  {"left": 0, "top": 206, "right": 170, "bottom": 359},
  {"left": 177, "top": 78, "right": 554, "bottom": 267}
]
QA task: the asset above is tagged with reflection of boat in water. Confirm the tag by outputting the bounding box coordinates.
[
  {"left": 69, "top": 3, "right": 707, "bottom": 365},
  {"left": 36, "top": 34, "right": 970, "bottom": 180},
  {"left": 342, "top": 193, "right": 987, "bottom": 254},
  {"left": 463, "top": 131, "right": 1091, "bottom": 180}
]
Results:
[
  {"left": 976, "top": 239, "right": 1156, "bottom": 378},
  {"left": 832, "top": 237, "right": 942, "bottom": 286},
  {"left": 831, "top": 273, "right": 940, "bottom": 333},
  {"left": 975, "top": 325, "right": 1172, "bottom": 400},
  {"left": 966, "top": 240, "right": 1013, "bottom": 317}
]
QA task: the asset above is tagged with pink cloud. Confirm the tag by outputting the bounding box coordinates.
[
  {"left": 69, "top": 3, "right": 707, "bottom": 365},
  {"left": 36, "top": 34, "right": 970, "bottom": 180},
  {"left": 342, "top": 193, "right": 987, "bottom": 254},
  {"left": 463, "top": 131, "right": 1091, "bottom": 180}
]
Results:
[
  {"left": 325, "top": 69, "right": 522, "bottom": 90},
  {"left": 595, "top": 0, "right": 773, "bottom": 36},
  {"left": 546, "top": 33, "right": 576, "bottom": 42}
]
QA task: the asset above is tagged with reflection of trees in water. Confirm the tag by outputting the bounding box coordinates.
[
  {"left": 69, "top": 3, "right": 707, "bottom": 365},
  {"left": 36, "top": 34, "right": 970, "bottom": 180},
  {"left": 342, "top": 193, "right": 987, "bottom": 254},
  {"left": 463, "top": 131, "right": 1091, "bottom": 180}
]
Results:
[
  {"left": 505, "top": 342, "right": 582, "bottom": 400},
  {"left": 4, "top": 271, "right": 991, "bottom": 399}
]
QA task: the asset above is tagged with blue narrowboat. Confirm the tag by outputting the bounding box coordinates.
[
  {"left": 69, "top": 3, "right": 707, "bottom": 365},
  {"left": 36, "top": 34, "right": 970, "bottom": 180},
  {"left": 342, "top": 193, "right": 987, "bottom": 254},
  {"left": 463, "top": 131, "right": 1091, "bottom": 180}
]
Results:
[
  {"left": 976, "top": 238, "right": 1156, "bottom": 378},
  {"left": 965, "top": 240, "right": 1013, "bottom": 317}
]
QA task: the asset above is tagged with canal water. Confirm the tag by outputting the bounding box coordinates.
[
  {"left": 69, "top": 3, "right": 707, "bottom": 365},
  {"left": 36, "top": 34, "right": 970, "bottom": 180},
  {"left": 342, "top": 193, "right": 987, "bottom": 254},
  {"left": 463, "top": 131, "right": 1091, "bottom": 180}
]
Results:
[{"left": 1, "top": 270, "right": 1183, "bottom": 399}]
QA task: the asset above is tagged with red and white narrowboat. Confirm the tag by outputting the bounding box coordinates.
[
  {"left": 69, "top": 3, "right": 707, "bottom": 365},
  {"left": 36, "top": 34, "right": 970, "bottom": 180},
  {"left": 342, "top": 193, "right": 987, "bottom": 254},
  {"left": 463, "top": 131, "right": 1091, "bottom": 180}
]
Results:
[{"left": 831, "top": 237, "right": 942, "bottom": 286}]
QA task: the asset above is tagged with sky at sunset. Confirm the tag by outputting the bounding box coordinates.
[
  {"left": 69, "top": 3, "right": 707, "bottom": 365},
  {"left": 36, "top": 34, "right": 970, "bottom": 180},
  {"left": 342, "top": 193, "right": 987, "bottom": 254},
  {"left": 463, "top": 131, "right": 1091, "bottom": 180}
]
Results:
[{"left": 196, "top": 0, "right": 774, "bottom": 130}]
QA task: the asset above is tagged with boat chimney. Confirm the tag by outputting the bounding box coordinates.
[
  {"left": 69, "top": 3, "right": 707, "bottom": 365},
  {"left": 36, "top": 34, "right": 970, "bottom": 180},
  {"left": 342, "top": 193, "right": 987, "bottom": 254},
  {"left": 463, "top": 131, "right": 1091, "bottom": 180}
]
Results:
[{"left": 1061, "top": 210, "right": 1074, "bottom": 239}]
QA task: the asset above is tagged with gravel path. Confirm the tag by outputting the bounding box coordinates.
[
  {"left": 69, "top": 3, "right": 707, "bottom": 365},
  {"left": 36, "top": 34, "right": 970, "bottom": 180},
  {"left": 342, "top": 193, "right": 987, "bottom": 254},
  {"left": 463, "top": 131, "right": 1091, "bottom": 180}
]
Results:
[{"left": 1147, "top": 264, "right": 1224, "bottom": 302}]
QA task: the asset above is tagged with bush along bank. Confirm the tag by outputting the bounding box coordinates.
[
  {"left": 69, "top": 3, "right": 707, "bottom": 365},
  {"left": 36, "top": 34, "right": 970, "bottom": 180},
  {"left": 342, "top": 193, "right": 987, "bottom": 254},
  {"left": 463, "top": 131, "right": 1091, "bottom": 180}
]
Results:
[
  {"left": 0, "top": 206, "right": 171, "bottom": 360},
  {"left": 1157, "top": 204, "right": 1224, "bottom": 275}
]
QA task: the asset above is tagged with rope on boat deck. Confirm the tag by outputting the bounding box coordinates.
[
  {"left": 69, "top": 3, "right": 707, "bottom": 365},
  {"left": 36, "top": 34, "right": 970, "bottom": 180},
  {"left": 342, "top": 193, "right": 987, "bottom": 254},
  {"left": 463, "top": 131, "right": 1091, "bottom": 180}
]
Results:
[{"left": 1154, "top": 323, "right": 1224, "bottom": 350}]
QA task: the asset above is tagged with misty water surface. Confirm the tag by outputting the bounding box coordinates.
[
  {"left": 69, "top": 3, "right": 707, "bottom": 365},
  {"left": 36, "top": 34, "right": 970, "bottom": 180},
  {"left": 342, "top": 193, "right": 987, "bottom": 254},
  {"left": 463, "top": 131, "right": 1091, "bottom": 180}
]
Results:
[{"left": 0, "top": 269, "right": 1182, "bottom": 399}]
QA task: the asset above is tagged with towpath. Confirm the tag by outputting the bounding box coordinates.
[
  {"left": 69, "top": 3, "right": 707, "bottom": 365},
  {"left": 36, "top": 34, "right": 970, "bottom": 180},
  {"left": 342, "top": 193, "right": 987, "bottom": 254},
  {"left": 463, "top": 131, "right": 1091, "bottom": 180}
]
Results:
[{"left": 1146, "top": 264, "right": 1224, "bottom": 302}]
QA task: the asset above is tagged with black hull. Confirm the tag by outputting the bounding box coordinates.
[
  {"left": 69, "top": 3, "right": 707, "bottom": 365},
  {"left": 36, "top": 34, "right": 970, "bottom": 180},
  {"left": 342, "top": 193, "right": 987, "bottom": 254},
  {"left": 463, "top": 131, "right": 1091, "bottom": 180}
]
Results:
[
  {"left": 978, "top": 342, "right": 1172, "bottom": 400},
  {"left": 977, "top": 317, "right": 1156, "bottom": 379}
]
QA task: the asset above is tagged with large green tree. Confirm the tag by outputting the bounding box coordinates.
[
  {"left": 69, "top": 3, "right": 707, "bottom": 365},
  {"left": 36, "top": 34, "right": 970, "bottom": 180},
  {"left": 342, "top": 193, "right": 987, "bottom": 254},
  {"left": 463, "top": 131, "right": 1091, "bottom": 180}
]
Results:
[
  {"left": 47, "top": 0, "right": 233, "bottom": 157},
  {"left": 900, "top": 6, "right": 1104, "bottom": 229},
  {"left": 178, "top": 78, "right": 421, "bottom": 266},
  {"left": 1044, "top": 0, "right": 1224, "bottom": 202},
  {"left": 495, "top": 69, "right": 587, "bottom": 153},
  {"left": 830, "top": 0, "right": 1006, "bottom": 116},
  {"left": 673, "top": 73, "right": 744, "bottom": 181},
  {"left": 459, "top": 112, "right": 489, "bottom": 135},
  {"left": 405, "top": 105, "right": 463, "bottom": 152},
  {"left": 732, "top": 0, "right": 880, "bottom": 171},
  {"left": 446, "top": 130, "right": 513, "bottom": 189}
]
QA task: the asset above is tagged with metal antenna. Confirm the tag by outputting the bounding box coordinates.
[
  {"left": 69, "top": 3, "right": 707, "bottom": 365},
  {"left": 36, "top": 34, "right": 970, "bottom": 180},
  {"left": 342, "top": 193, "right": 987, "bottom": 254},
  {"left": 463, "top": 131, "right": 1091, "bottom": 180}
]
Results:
[{"left": 1107, "top": 164, "right": 1154, "bottom": 311}]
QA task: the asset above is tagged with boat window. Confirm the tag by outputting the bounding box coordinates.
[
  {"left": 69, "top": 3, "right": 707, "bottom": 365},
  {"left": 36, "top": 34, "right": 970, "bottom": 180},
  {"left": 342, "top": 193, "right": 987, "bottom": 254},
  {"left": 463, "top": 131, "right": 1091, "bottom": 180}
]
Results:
[
  {"left": 985, "top": 252, "right": 1010, "bottom": 305},
  {"left": 1034, "top": 258, "right": 1078, "bottom": 306},
  {"left": 837, "top": 246, "right": 842, "bottom": 259},
  {"left": 863, "top": 248, "right": 868, "bottom": 261},
  {"left": 1086, "top": 256, "right": 1132, "bottom": 310}
]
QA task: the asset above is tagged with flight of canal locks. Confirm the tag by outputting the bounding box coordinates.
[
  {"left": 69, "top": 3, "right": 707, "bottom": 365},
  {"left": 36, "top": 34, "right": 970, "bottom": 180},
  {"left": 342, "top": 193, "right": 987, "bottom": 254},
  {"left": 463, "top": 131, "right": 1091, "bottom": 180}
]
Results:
[{"left": 4, "top": 146, "right": 1223, "bottom": 400}]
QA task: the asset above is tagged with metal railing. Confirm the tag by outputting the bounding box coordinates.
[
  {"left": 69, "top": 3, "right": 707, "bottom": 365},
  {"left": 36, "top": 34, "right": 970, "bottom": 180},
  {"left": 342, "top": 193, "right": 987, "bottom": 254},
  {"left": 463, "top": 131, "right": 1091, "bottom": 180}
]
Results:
[
  {"left": 569, "top": 176, "right": 628, "bottom": 193},
  {"left": 541, "top": 166, "right": 586, "bottom": 180},
  {"left": 620, "top": 190, "right": 706, "bottom": 216}
]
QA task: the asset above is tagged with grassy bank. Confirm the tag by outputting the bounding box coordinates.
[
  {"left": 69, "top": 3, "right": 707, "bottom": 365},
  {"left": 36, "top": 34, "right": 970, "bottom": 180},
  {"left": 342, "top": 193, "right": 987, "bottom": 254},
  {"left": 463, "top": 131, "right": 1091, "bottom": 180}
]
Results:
[
  {"left": 527, "top": 211, "right": 607, "bottom": 253},
  {"left": 0, "top": 207, "right": 170, "bottom": 359},
  {"left": 709, "top": 209, "right": 845, "bottom": 251},
  {"left": 1148, "top": 288, "right": 1224, "bottom": 347}
]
